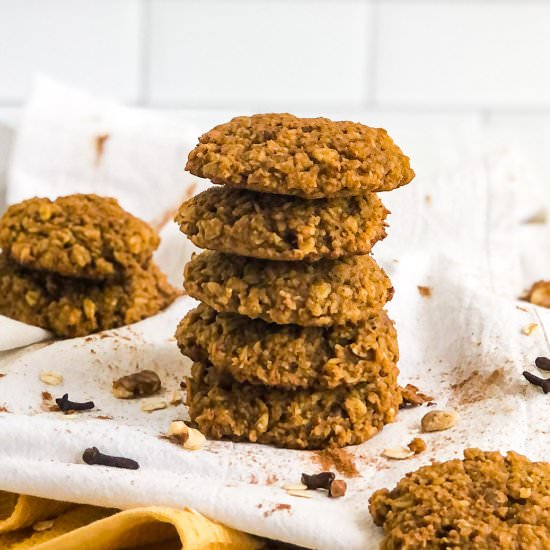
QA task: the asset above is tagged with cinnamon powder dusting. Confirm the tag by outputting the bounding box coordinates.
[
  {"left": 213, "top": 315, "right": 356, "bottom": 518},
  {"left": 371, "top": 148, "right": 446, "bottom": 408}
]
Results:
[
  {"left": 313, "top": 448, "right": 359, "bottom": 477},
  {"left": 451, "top": 368, "right": 505, "bottom": 405},
  {"left": 263, "top": 503, "right": 291, "bottom": 518}
]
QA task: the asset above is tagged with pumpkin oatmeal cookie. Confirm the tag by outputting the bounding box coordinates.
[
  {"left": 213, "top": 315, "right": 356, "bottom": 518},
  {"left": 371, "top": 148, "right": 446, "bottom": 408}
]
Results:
[
  {"left": 0, "top": 254, "right": 178, "bottom": 338},
  {"left": 370, "top": 448, "right": 550, "bottom": 549},
  {"left": 176, "top": 304, "right": 399, "bottom": 390},
  {"left": 175, "top": 187, "right": 388, "bottom": 261},
  {"left": 185, "top": 113, "right": 414, "bottom": 198},
  {"left": 0, "top": 194, "right": 160, "bottom": 279},
  {"left": 186, "top": 360, "right": 401, "bottom": 449},
  {"left": 184, "top": 251, "right": 393, "bottom": 326}
]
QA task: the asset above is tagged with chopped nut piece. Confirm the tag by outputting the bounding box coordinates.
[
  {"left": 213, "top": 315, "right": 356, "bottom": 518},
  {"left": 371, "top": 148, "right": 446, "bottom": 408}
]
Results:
[
  {"left": 525, "top": 281, "right": 550, "bottom": 308},
  {"left": 32, "top": 520, "right": 54, "bottom": 532},
  {"left": 421, "top": 410, "right": 458, "bottom": 432},
  {"left": 183, "top": 427, "right": 206, "bottom": 451},
  {"left": 112, "top": 370, "right": 161, "bottom": 399},
  {"left": 382, "top": 447, "right": 415, "bottom": 460},
  {"left": 328, "top": 479, "right": 347, "bottom": 498},
  {"left": 167, "top": 420, "right": 189, "bottom": 443},
  {"left": 408, "top": 437, "right": 427, "bottom": 455},
  {"left": 519, "top": 487, "right": 532, "bottom": 499},
  {"left": 39, "top": 371, "right": 63, "bottom": 386},
  {"left": 286, "top": 489, "right": 313, "bottom": 499},
  {"left": 400, "top": 384, "right": 434, "bottom": 408},
  {"left": 283, "top": 483, "right": 308, "bottom": 492},
  {"left": 140, "top": 399, "right": 167, "bottom": 413},
  {"left": 522, "top": 323, "right": 539, "bottom": 336},
  {"left": 169, "top": 389, "right": 184, "bottom": 405}
]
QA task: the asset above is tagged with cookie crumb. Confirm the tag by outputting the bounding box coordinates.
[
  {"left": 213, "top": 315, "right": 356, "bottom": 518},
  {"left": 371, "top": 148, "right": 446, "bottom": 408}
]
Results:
[
  {"left": 417, "top": 286, "right": 432, "bottom": 298},
  {"left": 408, "top": 437, "right": 427, "bottom": 455}
]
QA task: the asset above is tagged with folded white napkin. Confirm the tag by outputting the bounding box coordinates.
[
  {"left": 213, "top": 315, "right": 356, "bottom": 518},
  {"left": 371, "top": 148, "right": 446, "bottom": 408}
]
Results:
[{"left": 0, "top": 81, "right": 549, "bottom": 549}]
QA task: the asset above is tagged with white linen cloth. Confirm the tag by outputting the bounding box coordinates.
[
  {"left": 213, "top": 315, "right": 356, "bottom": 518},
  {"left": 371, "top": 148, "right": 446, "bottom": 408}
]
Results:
[{"left": 0, "top": 80, "right": 550, "bottom": 549}]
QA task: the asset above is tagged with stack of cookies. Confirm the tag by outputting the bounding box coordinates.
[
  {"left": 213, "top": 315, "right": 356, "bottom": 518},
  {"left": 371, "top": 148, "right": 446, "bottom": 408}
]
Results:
[
  {"left": 0, "top": 194, "right": 179, "bottom": 338},
  {"left": 176, "top": 114, "right": 414, "bottom": 450}
]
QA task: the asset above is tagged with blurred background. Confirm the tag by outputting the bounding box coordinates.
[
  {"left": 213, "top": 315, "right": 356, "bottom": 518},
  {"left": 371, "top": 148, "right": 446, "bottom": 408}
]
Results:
[{"left": 0, "top": 0, "right": 550, "bottom": 212}]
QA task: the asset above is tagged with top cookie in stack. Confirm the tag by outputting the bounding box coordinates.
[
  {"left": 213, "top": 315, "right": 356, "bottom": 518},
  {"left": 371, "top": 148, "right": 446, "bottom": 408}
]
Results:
[
  {"left": 0, "top": 194, "right": 179, "bottom": 338},
  {"left": 176, "top": 113, "right": 414, "bottom": 450}
]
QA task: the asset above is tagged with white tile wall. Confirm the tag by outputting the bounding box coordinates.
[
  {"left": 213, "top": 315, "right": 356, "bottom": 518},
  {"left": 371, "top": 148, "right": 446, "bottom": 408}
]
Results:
[
  {"left": 0, "top": 0, "right": 550, "bottom": 112},
  {"left": 0, "top": 0, "right": 143, "bottom": 103},
  {"left": 375, "top": 2, "right": 550, "bottom": 108},
  {"left": 148, "top": 0, "right": 371, "bottom": 108}
]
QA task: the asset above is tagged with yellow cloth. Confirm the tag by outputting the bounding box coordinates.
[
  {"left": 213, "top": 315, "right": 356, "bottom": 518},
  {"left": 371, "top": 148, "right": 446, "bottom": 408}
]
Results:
[{"left": 0, "top": 492, "right": 265, "bottom": 550}]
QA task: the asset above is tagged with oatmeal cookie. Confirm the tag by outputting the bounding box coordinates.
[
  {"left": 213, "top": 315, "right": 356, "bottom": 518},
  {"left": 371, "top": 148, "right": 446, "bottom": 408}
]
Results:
[
  {"left": 186, "top": 360, "right": 401, "bottom": 449},
  {"left": 185, "top": 113, "right": 414, "bottom": 198},
  {"left": 175, "top": 187, "right": 388, "bottom": 261},
  {"left": 0, "top": 194, "right": 160, "bottom": 279},
  {"left": 370, "top": 448, "right": 550, "bottom": 549},
  {"left": 184, "top": 251, "right": 393, "bottom": 326},
  {"left": 0, "top": 254, "right": 179, "bottom": 338},
  {"left": 176, "top": 304, "right": 399, "bottom": 390}
]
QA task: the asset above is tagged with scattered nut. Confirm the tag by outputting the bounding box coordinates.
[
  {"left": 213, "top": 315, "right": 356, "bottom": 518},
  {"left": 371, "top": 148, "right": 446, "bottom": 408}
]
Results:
[
  {"left": 167, "top": 421, "right": 205, "bottom": 450},
  {"left": 282, "top": 483, "right": 308, "bottom": 492},
  {"left": 167, "top": 420, "right": 189, "bottom": 443},
  {"left": 183, "top": 427, "right": 206, "bottom": 450},
  {"left": 408, "top": 437, "right": 427, "bottom": 455},
  {"left": 112, "top": 370, "right": 161, "bottom": 399},
  {"left": 169, "top": 389, "right": 184, "bottom": 405},
  {"left": 32, "top": 520, "right": 54, "bottom": 532},
  {"left": 421, "top": 409, "right": 458, "bottom": 432},
  {"left": 140, "top": 399, "right": 167, "bottom": 413},
  {"left": 39, "top": 371, "right": 63, "bottom": 386},
  {"left": 328, "top": 480, "right": 347, "bottom": 498},
  {"left": 525, "top": 281, "right": 550, "bottom": 308},
  {"left": 522, "top": 323, "right": 539, "bottom": 336},
  {"left": 519, "top": 487, "right": 532, "bottom": 499},
  {"left": 382, "top": 446, "right": 415, "bottom": 460},
  {"left": 286, "top": 489, "right": 313, "bottom": 499}
]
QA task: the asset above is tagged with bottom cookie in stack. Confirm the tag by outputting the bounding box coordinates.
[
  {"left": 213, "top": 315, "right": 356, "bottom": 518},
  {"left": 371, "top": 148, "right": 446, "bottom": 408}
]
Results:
[
  {"left": 186, "top": 360, "right": 401, "bottom": 450},
  {"left": 177, "top": 304, "right": 402, "bottom": 449},
  {"left": 0, "top": 253, "right": 179, "bottom": 338}
]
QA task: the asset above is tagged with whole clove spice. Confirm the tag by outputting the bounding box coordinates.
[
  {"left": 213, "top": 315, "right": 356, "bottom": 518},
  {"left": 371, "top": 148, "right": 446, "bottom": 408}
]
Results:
[
  {"left": 523, "top": 371, "right": 550, "bottom": 393},
  {"left": 82, "top": 447, "right": 139, "bottom": 470},
  {"left": 301, "top": 471, "right": 335, "bottom": 491},
  {"left": 535, "top": 357, "right": 550, "bottom": 372},
  {"left": 55, "top": 394, "right": 95, "bottom": 412}
]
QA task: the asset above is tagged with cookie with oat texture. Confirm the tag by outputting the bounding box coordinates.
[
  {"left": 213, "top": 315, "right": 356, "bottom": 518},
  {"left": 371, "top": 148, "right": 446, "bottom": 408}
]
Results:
[
  {"left": 186, "top": 113, "right": 414, "bottom": 198},
  {"left": 0, "top": 194, "right": 160, "bottom": 280}
]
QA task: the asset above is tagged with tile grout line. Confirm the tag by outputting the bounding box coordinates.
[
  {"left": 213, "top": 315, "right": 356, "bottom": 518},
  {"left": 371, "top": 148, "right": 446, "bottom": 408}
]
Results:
[
  {"left": 137, "top": 0, "right": 152, "bottom": 106},
  {"left": 365, "top": 0, "right": 379, "bottom": 109}
]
